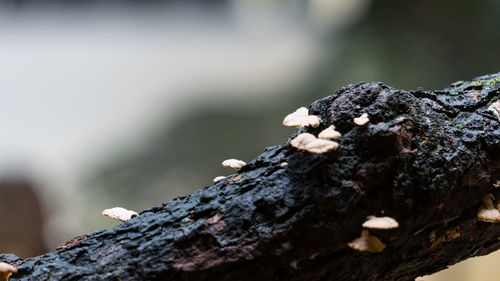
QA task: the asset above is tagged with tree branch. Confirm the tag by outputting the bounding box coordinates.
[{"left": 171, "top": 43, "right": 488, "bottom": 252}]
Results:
[{"left": 3, "top": 73, "right": 500, "bottom": 281}]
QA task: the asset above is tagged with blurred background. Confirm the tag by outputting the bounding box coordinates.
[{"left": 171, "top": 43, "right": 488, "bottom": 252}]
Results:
[{"left": 0, "top": 0, "right": 499, "bottom": 279}]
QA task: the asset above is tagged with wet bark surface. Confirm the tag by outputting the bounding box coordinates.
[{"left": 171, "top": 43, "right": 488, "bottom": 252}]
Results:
[{"left": 2, "top": 73, "right": 500, "bottom": 281}]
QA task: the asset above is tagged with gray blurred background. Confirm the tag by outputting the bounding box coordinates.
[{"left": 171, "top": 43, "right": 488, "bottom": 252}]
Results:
[{"left": 0, "top": 0, "right": 499, "bottom": 280}]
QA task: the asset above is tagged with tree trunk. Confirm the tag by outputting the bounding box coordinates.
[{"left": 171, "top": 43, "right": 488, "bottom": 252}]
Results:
[{"left": 2, "top": 73, "right": 500, "bottom": 281}]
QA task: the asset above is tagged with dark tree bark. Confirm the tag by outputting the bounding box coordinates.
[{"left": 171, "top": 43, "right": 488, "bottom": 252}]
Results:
[{"left": 2, "top": 73, "right": 500, "bottom": 281}]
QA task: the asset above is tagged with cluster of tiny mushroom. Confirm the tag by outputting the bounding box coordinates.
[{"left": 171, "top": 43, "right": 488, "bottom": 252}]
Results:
[
  {"left": 348, "top": 216, "right": 399, "bottom": 253},
  {"left": 283, "top": 107, "right": 369, "bottom": 154},
  {"left": 281, "top": 106, "right": 402, "bottom": 253},
  {"left": 210, "top": 107, "right": 368, "bottom": 181},
  {"left": 213, "top": 159, "right": 247, "bottom": 183}
]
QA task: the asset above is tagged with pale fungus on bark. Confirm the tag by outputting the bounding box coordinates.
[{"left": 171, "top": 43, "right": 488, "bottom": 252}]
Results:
[
  {"left": 213, "top": 176, "right": 226, "bottom": 182},
  {"left": 290, "top": 133, "right": 317, "bottom": 150},
  {"left": 494, "top": 180, "right": 500, "bottom": 188},
  {"left": 318, "top": 125, "right": 341, "bottom": 139},
  {"left": 0, "top": 262, "right": 17, "bottom": 281},
  {"left": 221, "top": 159, "right": 246, "bottom": 169},
  {"left": 279, "top": 162, "right": 288, "bottom": 168},
  {"left": 102, "top": 207, "right": 139, "bottom": 222},
  {"left": 353, "top": 113, "right": 370, "bottom": 126},
  {"left": 347, "top": 230, "right": 386, "bottom": 253},
  {"left": 290, "top": 133, "right": 338, "bottom": 154},
  {"left": 304, "top": 139, "right": 339, "bottom": 154},
  {"left": 488, "top": 100, "right": 500, "bottom": 121},
  {"left": 477, "top": 194, "right": 500, "bottom": 223},
  {"left": 282, "top": 107, "right": 321, "bottom": 128},
  {"left": 362, "top": 216, "right": 399, "bottom": 230}
]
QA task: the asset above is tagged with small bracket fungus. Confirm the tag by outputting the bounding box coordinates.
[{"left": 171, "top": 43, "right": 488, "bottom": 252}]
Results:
[
  {"left": 362, "top": 216, "right": 399, "bottom": 230},
  {"left": 213, "top": 176, "right": 226, "bottom": 182},
  {"left": 354, "top": 113, "right": 370, "bottom": 126},
  {"left": 282, "top": 107, "right": 321, "bottom": 128},
  {"left": 290, "top": 133, "right": 316, "bottom": 150},
  {"left": 488, "top": 100, "right": 500, "bottom": 121},
  {"left": 477, "top": 194, "right": 500, "bottom": 223},
  {"left": 221, "top": 159, "right": 246, "bottom": 169},
  {"left": 290, "top": 133, "right": 339, "bottom": 154},
  {"left": 0, "top": 262, "right": 17, "bottom": 281},
  {"left": 304, "top": 139, "right": 339, "bottom": 154},
  {"left": 348, "top": 230, "right": 386, "bottom": 253},
  {"left": 318, "top": 125, "right": 341, "bottom": 140},
  {"left": 494, "top": 180, "right": 500, "bottom": 188},
  {"left": 102, "top": 207, "right": 138, "bottom": 222}
]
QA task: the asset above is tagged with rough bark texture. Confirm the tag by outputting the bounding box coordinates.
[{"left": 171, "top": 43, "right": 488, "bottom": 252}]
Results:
[{"left": 2, "top": 73, "right": 500, "bottom": 281}]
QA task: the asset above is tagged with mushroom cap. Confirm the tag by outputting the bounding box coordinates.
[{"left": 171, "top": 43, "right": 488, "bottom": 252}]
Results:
[
  {"left": 318, "top": 125, "right": 341, "bottom": 140},
  {"left": 354, "top": 113, "right": 370, "bottom": 126},
  {"left": 304, "top": 139, "right": 339, "bottom": 154},
  {"left": 0, "top": 262, "right": 17, "bottom": 281},
  {"left": 362, "top": 216, "right": 399, "bottom": 230},
  {"left": 488, "top": 100, "right": 500, "bottom": 121},
  {"left": 283, "top": 107, "right": 321, "bottom": 128},
  {"left": 290, "top": 133, "right": 317, "bottom": 150},
  {"left": 477, "top": 206, "right": 500, "bottom": 223},
  {"left": 102, "top": 207, "right": 138, "bottom": 222},
  {"left": 283, "top": 107, "right": 308, "bottom": 125},
  {"left": 494, "top": 180, "right": 500, "bottom": 188},
  {"left": 213, "top": 176, "right": 226, "bottom": 182},
  {"left": 347, "top": 230, "right": 386, "bottom": 253},
  {"left": 221, "top": 159, "right": 246, "bottom": 169}
]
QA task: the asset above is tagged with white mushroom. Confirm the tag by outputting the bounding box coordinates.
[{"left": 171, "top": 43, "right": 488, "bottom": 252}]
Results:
[
  {"left": 362, "top": 216, "right": 399, "bottom": 229},
  {"left": 304, "top": 139, "right": 339, "bottom": 154},
  {"left": 102, "top": 207, "right": 138, "bottom": 222},
  {"left": 354, "top": 113, "right": 370, "bottom": 126},
  {"left": 0, "top": 262, "right": 17, "bottom": 281},
  {"left": 318, "top": 125, "right": 341, "bottom": 139},
  {"left": 494, "top": 180, "right": 500, "bottom": 188},
  {"left": 279, "top": 162, "right": 288, "bottom": 168},
  {"left": 290, "top": 133, "right": 316, "bottom": 150},
  {"left": 290, "top": 133, "right": 338, "bottom": 154},
  {"left": 488, "top": 100, "right": 500, "bottom": 121},
  {"left": 221, "top": 159, "right": 246, "bottom": 169},
  {"left": 477, "top": 194, "right": 500, "bottom": 223},
  {"left": 283, "top": 107, "right": 321, "bottom": 128},
  {"left": 347, "top": 230, "right": 386, "bottom": 253},
  {"left": 213, "top": 176, "right": 226, "bottom": 182}
]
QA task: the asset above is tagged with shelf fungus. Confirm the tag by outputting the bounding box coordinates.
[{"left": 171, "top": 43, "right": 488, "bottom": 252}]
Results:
[
  {"left": 290, "top": 133, "right": 339, "bottom": 154},
  {"left": 362, "top": 216, "right": 399, "bottom": 230},
  {"left": 213, "top": 176, "right": 226, "bottom": 182},
  {"left": 282, "top": 107, "right": 321, "bottom": 128},
  {"left": 477, "top": 194, "right": 500, "bottom": 223},
  {"left": 318, "top": 125, "right": 341, "bottom": 140},
  {"left": 0, "top": 262, "right": 17, "bottom": 281},
  {"left": 222, "top": 159, "right": 246, "bottom": 169},
  {"left": 353, "top": 113, "right": 370, "bottom": 126},
  {"left": 494, "top": 180, "right": 500, "bottom": 188},
  {"left": 102, "top": 207, "right": 139, "bottom": 222},
  {"left": 488, "top": 100, "right": 500, "bottom": 121},
  {"left": 348, "top": 230, "right": 386, "bottom": 253}
]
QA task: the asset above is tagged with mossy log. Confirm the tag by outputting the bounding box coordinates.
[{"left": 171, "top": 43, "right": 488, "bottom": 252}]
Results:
[{"left": 2, "top": 73, "right": 500, "bottom": 281}]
